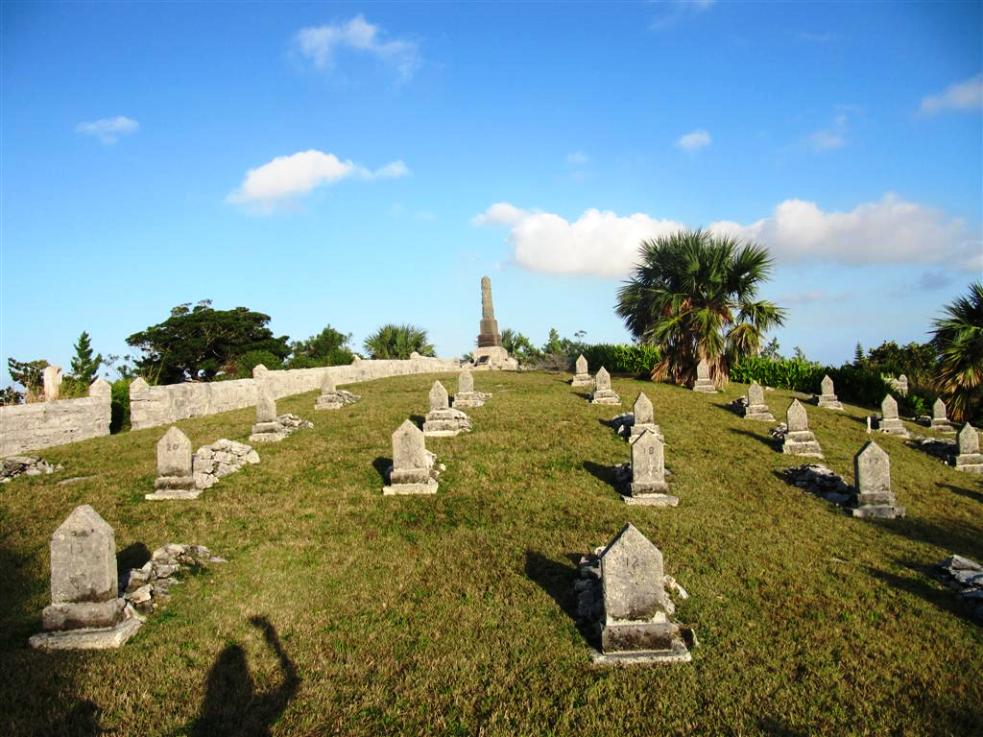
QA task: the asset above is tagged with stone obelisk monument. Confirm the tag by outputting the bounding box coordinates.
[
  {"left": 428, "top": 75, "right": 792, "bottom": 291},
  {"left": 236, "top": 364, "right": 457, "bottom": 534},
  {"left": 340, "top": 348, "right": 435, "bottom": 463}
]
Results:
[{"left": 473, "top": 276, "right": 518, "bottom": 369}]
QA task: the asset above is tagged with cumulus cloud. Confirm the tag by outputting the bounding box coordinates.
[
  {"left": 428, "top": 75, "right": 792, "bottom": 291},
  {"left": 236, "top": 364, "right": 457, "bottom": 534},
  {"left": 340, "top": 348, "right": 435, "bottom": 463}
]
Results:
[
  {"left": 920, "top": 74, "right": 983, "bottom": 115},
  {"left": 475, "top": 194, "right": 980, "bottom": 277},
  {"left": 228, "top": 149, "right": 408, "bottom": 210},
  {"left": 566, "top": 151, "right": 589, "bottom": 166},
  {"left": 75, "top": 116, "right": 139, "bottom": 144},
  {"left": 676, "top": 129, "right": 711, "bottom": 151},
  {"left": 296, "top": 15, "right": 419, "bottom": 79}
]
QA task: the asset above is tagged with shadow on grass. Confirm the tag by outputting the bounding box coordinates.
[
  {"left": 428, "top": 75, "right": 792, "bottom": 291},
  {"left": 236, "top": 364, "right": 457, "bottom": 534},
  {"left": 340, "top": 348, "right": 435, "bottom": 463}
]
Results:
[
  {"left": 582, "top": 460, "right": 619, "bottom": 490},
  {"left": 870, "top": 516, "right": 983, "bottom": 564},
  {"left": 189, "top": 615, "right": 300, "bottom": 737},
  {"left": 865, "top": 560, "right": 979, "bottom": 627},
  {"left": 117, "top": 542, "right": 151, "bottom": 573},
  {"left": 371, "top": 457, "right": 391, "bottom": 485},
  {"left": 728, "top": 427, "right": 777, "bottom": 451},
  {"left": 939, "top": 483, "right": 983, "bottom": 504},
  {"left": 769, "top": 470, "right": 851, "bottom": 513},
  {"left": 758, "top": 717, "right": 810, "bottom": 737},
  {"left": 409, "top": 414, "right": 426, "bottom": 428},
  {"left": 905, "top": 438, "right": 956, "bottom": 464},
  {"left": 524, "top": 551, "right": 599, "bottom": 650},
  {"left": 713, "top": 400, "right": 744, "bottom": 417}
]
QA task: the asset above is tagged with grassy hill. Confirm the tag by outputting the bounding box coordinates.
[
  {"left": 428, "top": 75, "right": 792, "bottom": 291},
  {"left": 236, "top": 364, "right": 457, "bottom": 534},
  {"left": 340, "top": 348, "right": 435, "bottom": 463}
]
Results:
[{"left": 1, "top": 371, "right": 981, "bottom": 736}]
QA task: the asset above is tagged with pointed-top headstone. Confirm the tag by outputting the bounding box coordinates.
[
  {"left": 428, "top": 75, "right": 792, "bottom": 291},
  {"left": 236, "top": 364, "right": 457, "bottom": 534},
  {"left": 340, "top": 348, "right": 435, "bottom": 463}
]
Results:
[
  {"left": 600, "top": 523, "right": 668, "bottom": 622},
  {"left": 50, "top": 505, "right": 117, "bottom": 605},
  {"left": 157, "top": 426, "right": 192, "bottom": 478},
  {"left": 252, "top": 363, "right": 269, "bottom": 378},
  {"left": 821, "top": 375, "right": 834, "bottom": 396},
  {"left": 630, "top": 429, "right": 666, "bottom": 491},
  {"left": 429, "top": 381, "right": 449, "bottom": 411},
  {"left": 595, "top": 367, "right": 612, "bottom": 391},
  {"left": 575, "top": 354, "right": 588, "bottom": 375},
  {"left": 256, "top": 382, "right": 277, "bottom": 423},
  {"left": 393, "top": 419, "right": 427, "bottom": 471},
  {"left": 932, "top": 398, "right": 947, "bottom": 421},
  {"left": 633, "top": 392, "right": 654, "bottom": 425},
  {"left": 748, "top": 382, "right": 765, "bottom": 406},
  {"left": 786, "top": 399, "right": 809, "bottom": 432},
  {"left": 855, "top": 441, "right": 891, "bottom": 496},
  {"left": 881, "top": 394, "right": 899, "bottom": 420},
  {"left": 321, "top": 371, "right": 336, "bottom": 394},
  {"left": 959, "top": 423, "right": 979, "bottom": 455},
  {"left": 458, "top": 368, "right": 474, "bottom": 394},
  {"left": 696, "top": 358, "right": 710, "bottom": 381}
]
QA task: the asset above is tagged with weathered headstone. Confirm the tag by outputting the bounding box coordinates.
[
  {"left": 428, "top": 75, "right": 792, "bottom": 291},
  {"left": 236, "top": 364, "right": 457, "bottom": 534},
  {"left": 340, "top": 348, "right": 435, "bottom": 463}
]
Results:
[
  {"left": 626, "top": 430, "right": 678, "bottom": 507},
  {"left": 571, "top": 354, "right": 593, "bottom": 387},
  {"left": 29, "top": 505, "right": 141, "bottom": 650},
  {"left": 590, "top": 367, "right": 621, "bottom": 405},
  {"left": 315, "top": 370, "right": 361, "bottom": 410},
  {"left": 593, "top": 523, "right": 692, "bottom": 664},
  {"left": 816, "top": 375, "right": 843, "bottom": 410},
  {"left": 781, "top": 399, "right": 823, "bottom": 457},
  {"left": 878, "top": 394, "right": 908, "bottom": 437},
  {"left": 955, "top": 423, "right": 983, "bottom": 473},
  {"left": 930, "top": 398, "right": 954, "bottom": 433},
  {"left": 850, "top": 441, "right": 905, "bottom": 518},
  {"left": 472, "top": 276, "right": 518, "bottom": 370},
  {"left": 452, "top": 367, "right": 490, "bottom": 408},
  {"left": 743, "top": 382, "right": 775, "bottom": 421},
  {"left": 629, "top": 392, "right": 662, "bottom": 439},
  {"left": 146, "top": 426, "right": 200, "bottom": 500},
  {"left": 692, "top": 358, "right": 716, "bottom": 393},
  {"left": 42, "top": 365, "right": 63, "bottom": 401},
  {"left": 423, "top": 380, "right": 472, "bottom": 437},
  {"left": 383, "top": 419, "right": 439, "bottom": 495},
  {"left": 249, "top": 382, "right": 286, "bottom": 443}
]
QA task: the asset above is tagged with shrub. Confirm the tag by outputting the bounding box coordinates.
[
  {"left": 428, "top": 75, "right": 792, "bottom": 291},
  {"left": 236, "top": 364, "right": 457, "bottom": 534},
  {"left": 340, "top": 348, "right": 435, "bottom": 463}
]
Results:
[
  {"left": 229, "top": 350, "right": 285, "bottom": 378},
  {"left": 731, "top": 357, "right": 897, "bottom": 410},
  {"left": 111, "top": 379, "right": 131, "bottom": 433},
  {"left": 363, "top": 324, "right": 435, "bottom": 360},
  {"left": 582, "top": 344, "right": 662, "bottom": 376}
]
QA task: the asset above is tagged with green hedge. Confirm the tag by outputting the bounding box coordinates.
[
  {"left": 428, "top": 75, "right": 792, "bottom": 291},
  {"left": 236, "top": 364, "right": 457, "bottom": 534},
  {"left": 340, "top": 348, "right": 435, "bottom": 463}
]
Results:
[
  {"left": 110, "top": 378, "right": 131, "bottom": 433},
  {"left": 581, "top": 344, "right": 662, "bottom": 376}
]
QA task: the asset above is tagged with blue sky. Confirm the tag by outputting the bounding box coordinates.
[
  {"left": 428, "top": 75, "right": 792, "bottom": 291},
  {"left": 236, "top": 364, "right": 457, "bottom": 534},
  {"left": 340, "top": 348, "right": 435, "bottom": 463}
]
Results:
[{"left": 2, "top": 0, "right": 981, "bottom": 382}]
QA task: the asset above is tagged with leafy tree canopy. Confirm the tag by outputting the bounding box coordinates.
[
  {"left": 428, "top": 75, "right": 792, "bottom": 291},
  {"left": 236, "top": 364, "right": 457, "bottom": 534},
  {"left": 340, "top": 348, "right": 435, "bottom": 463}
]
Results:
[
  {"left": 69, "top": 331, "right": 103, "bottom": 385},
  {"left": 126, "top": 300, "right": 290, "bottom": 383},
  {"left": 288, "top": 325, "right": 354, "bottom": 368},
  {"left": 932, "top": 281, "right": 983, "bottom": 421},
  {"left": 363, "top": 324, "right": 434, "bottom": 360},
  {"left": 7, "top": 357, "right": 48, "bottom": 397}
]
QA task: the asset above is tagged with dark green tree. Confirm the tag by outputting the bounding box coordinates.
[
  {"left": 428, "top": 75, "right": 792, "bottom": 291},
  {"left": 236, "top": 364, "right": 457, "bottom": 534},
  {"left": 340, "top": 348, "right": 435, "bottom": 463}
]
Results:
[
  {"left": 865, "top": 340, "right": 937, "bottom": 385},
  {"left": 126, "top": 301, "right": 290, "bottom": 383},
  {"left": 69, "top": 331, "right": 103, "bottom": 385},
  {"left": 932, "top": 282, "right": 983, "bottom": 422},
  {"left": 7, "top": 357, "right": 48, "bottom": 399},
  {"left": 853, "top": 342, "right": 865, "bottom": 366},
  {"left": 761, "top": 337, "right": 782, "bottom": 360},
  {"left": 288, "top": 325, "right": 354, "bottom": 368},
  {"left": 501, "top": 328, "right": 541, "bottom": 363},
  {"left": 362, "top": 324, "right": 434, "bottom": 359}
]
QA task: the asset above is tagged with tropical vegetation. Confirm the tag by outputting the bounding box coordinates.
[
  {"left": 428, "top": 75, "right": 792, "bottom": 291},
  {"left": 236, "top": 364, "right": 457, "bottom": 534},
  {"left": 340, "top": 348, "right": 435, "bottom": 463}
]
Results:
[{"left": 362, "top": 323, "right": 434, "bottom": 360}]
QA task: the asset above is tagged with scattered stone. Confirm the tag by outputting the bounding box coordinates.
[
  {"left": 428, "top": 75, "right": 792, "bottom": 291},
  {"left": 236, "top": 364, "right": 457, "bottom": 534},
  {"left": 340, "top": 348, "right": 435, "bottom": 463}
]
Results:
[
  {"left": 423, "top": 381, "right": 472, "bottom": 437},
  {"left": 692, "top": 358, "right": 716, "bottom": 393},
  {"left": 192, "top": 439, "right": 260, "bottom": 489},
  {"left": 743, "top": 382, "right": 775, "bottom": 422},
  {"left": 576, "top": 523, "right": 693, "bottom": 666},
  {"left": 146, "top": 426, "right": 199, "bottom": 500},
  {"left": 955, "top": 424, "right": 983, "bottom": 474},
  {"left": 878, "top": 395, "right": 909, "bottom": 437},
  {"left": 778, "top": 400, "right": 823, "bottom": 458},
  {"left": 383, "top": 419, "right": 439, "bottom": 495},
  {"left": 779, "top": 464, "right": 853, "bottom": 506},
  {"left": 29, "top": 505, "right": 142, "bottom": 651},
  {"left": 932, "top": 555, "right": 983, "bottom": 624},
  {"left": 907, "top": 434, "right": 957, "bottom": 463},
  {"left": 571, "top": 354, "right": 593, "bottom": 387},
  {"left": 816, "top": 375, "right": 843, "bottom": 410},
  {"left": 850, "top": 441, "right": 905, "bottom": 519},
  {"left": 1, "top": 455, "right": 63, "bottom": 483},
  {"left": 120, "top": 543, "right": 219, "bottom": 615},
  {"left": 590, "top": 367, "right": 621, "bottom": 405},
  {"left": 623, "top": 430, "right": 678, "bottom": 507},
  {"left": 473, "top": 276, "right": 519, "bottom": 370},
  {"left": 315, "top": 372, "right": 361, "bottom": 410},
  {"left": 931, "top": 398, "right": 955, "bottom": 433},
  {"left": 452, "top": 367, "right": 491, "bottom": 408}
]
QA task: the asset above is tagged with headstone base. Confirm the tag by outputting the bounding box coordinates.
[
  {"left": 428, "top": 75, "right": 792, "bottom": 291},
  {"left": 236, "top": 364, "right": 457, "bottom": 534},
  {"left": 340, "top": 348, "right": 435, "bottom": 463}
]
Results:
[
  {"left": 624, "top": 493, "right": 679, "bottom": 507},
  {"left": 315, "top": 390, "right": 360, "bottom": 411},
  {"left": 383, "top": 480, "right": 439, "bottom": 496},
  {"left": 744, "top": 405, "right": 775, "bottom": 422},
  {"left": 850, "top": 504, "right": 906, "bottom": 519},
  {"left": 145, "top": 488, "right": 203, "bottom": 500},
  {"left": 423, "top": 408, "right": 472, "bottom": 437},
  {"left": 817, "top": 396, "right": 843, "bottom": 410},
  {"left": 29, "top": 616, "right": 142, "bottom": 651},
  {"left": 590, "top": 390, "right": 621, "bottom": 405},
  {"left": 149, "top": 475, "right": 198, "bottom": 500},
  {"left": 782, "top": 431, "right": 824, "bottom": 458},
  {"left": 692, "top": 380, "right": 716, "bottom": 393},
  {"left": 955, "top": 453, "right": 983, "bottom": 473},
  {"left": 249, "top": 430, "right": 288, "bottom": 443},
  {"left": 588, "top": 641, "right": 692, "bottom": 667},
  {"left": 452, "top": 391, "right": 490, "bottom": 409},
  {"left": 930, "top": 419, "right": 955, "bottom": 433},
  {"left": 571, "top": 374, "right": 593, "bottom": 387},
  {"left": 879, "top": 418, "right": 909, "bottom": 437}
]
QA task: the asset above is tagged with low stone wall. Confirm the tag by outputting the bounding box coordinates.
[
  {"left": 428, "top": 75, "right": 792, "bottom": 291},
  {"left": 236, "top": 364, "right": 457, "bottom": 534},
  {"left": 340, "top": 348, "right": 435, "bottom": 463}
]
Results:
[
  {"left": 0, "top": 380, "right": 112, "bottom": 456},
  {"left": 130, "top": 357, "right": 464, "bottom": 431}
]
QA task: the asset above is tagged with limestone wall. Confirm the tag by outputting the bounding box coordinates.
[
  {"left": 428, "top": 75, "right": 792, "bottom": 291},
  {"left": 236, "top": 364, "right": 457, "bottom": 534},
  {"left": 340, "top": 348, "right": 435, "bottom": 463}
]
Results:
[
  {"left": 129, "top": 357, "right": 464, "bottom": 430},
  {"left": 0, "top": 380, "right": 112, "bottom": 457}
]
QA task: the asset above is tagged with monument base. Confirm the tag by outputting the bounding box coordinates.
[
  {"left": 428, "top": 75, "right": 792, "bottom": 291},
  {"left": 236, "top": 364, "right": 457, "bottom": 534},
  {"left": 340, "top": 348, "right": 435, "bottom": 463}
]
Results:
[
  {"left": 590, "top": 390, "right": 621, "bottom": 405},
  {"left": 879, "top": 419, "right": 909, "bottom": 437},
  {"left": 692, "top": 380, "right": 716, "bottom": 393},
  {"left": 624, "top": 493, "right": 679, "bottom": 507},
  {"left": 850, "top": 504, "right": 906, "bottom": 519},
  {"left": 955, "top": 453, "right": 983, "bottom": 473},
  {"left": 29, "top": 616, "right": 142, "bottom": 652},
  {"left": 473, "top": 346, "right": 518, "bottom": 370},
  {"left": 571, "top": 374, "right": 593, "bottom": 387},
  {"left": 817, "top": 396, "right": 844, "bottom": 410},
  {"left": 744, "top": 406, "right": 775, "bottom": 422},
  {"left": 382, "top": 481, "right": 439, "bottom": 496}
]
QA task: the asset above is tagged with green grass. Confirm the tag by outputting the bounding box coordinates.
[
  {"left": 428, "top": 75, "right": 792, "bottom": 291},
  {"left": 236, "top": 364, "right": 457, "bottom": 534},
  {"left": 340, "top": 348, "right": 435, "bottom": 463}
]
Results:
[{"left": 1, "top": 371, "right": 981, "bottom": 736}]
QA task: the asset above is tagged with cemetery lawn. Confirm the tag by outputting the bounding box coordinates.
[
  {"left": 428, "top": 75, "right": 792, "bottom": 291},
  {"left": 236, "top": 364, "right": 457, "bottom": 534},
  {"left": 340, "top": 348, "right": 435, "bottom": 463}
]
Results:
[{"left": 2, "top": 371, "right": 982, "bottom": 737}]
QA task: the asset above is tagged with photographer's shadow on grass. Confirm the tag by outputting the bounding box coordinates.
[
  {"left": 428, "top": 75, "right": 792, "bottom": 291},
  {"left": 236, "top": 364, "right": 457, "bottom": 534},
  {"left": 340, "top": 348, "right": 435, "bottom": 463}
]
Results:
[{"left": 189, "top": 615, "right": 300, "bottom": 737}]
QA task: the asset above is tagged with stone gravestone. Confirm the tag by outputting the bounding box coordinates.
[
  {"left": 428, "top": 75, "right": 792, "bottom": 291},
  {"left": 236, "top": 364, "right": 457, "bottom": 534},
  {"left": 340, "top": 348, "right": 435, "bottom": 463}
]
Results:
[
  {"left": 955, "top": 424, "right": 983, "bottom": 473},
  {"left": 315, "top": 370, "right": 361, "bottom": 410},
  {"left": 817, "top": 375, "right": 843, "bottom": 410},
  {"left": 452, "top": 367, "right": 490, "bottom": 408},
  {"left": 630, "top": 392, "right": 662, "bottom": 439},
  {"left": 692, "top": 358, "right": 716, "bottom": 393},
  {"left": 423, "top": 380, "right": 472, "bottom": 437},
  {"left": 930, "top": 398, "right": 954, "bottom": 433},
  {"left": 850, "top": 441, "right": 905, "bottom": 518},
  {"left": 625, "top": 430, "right": 678, "bottom": 507},
  {"left": 593, "top": 523, "right": 692, "bottom": 664},
  {"left": 146, "top": 426, "right": 200, "bottom": 500},
  {"left": 249, "top": 381, "right": 286, "bottom": 443},
  {"left": 383, "top": 419, "right": 439, "bottom": 495},
  {"left": 590, "top": 367, "right": 621, "bottom": 405},
  {"left": 878, "top": 394, "right": 908, "bottom": 437},
  {"left": 29, "top": 505, "right": 142, "bottom": 650},
  {"left": 42, "top": 365, "right": 63, "bottom": 401},
  {"left": 743, "top": 382, "right": 775, "bottom": 421},
  {"left": 781, "top": 399, "right": 823, "bottom": 457},
  {"left": 571, "top": 354, "right": 593, "bottom": 387}
]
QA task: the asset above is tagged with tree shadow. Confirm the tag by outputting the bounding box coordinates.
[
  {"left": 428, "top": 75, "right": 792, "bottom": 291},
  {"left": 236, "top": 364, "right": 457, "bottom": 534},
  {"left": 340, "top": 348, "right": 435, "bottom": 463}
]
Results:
[
  {"left": 524, "top": 550, "right": 599, "bottom": 649},
  {"left": 869, "top": 516, "right": 983, "bottom": 563},
  {"left": 865, "top": 560, "right": 979, "bottom": 627},
  {"left": 189, "top": 615, "right": 300, "bottom": 737},
  {"left": 728, "top": 427, "right": 777, "bottom": 451},
  {"left": 939, "top": 483, "right": 983, "bottom": 504},
  {"left": 372, "top": 457, "right": 391, "bottom": 485}
]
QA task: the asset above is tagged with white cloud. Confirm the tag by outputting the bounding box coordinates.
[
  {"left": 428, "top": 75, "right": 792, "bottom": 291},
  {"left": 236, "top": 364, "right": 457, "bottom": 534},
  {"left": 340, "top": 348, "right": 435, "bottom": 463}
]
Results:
[
  {"left": 296, "top": 15, "right": 419, "bottom": 80},
  {"left": 920, "top": 74, "right": 983, "bottom": 115},
  {"left": 566, "top": 151, "right": 589, "bottom": 166},
  {"left": 809, "top": 113, "right": 848, "bottom": 151},
  {"left": 652, "top": 0, "right": 715, "bottom": 29},
  {"left": 475, "top": 194, "right": 980, "bottom": 277},
  {"left": 75, "top": 116, "right": 139, "bottom": 144},
  {"left": 676, "top": 129, "right": 711, "bottom": 151},
  {"left": 228, "top": 149, "right": 409, "bottom": 210}
]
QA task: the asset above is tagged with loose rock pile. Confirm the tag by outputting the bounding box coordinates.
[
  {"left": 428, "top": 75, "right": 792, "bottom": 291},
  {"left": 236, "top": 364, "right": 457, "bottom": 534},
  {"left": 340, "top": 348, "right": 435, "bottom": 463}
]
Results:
[
  {"left": 193, "top": 439, "right": 260, "bottom": 489},
  {"left": 907, "top": 435, "right": 956, "bottom": 462},
  {"left": 779, "top": 464, "right": 852, "bottom": 505},
  {"left": 1, "top": 456, "right": 62, "bottom": 483},
  {"left": 120, "top": 543, "right": 225, "bottom": 615},
  {"left": 933, "top": 555, "right": 983, "bottom": 624}
]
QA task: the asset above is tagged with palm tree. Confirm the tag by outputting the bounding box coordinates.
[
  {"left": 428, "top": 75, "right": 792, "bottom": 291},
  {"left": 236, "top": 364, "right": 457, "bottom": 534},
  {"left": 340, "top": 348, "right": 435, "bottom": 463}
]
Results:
[
  {"left": 615, "top": 229, "right": 786, "bottom": 386},
  {"left": 932, "top": 282, "right": 983, "bottom": 422},
  {"left": 363, "top": 324, "right": 435, "bottom": 360}
]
